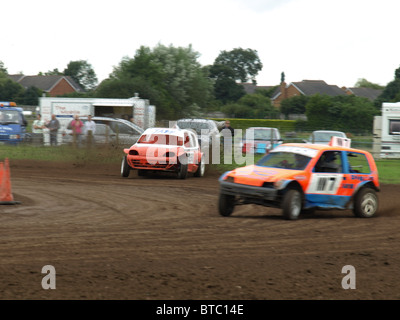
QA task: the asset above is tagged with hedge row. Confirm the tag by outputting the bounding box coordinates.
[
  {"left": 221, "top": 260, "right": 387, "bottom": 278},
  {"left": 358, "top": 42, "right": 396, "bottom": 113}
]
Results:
[{"left": 210, "top": 118, "right": 296, "bottom": 133}]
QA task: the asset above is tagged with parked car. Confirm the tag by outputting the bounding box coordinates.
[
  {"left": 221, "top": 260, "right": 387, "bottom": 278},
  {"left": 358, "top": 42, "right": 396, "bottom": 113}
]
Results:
[
  {"left": 218, "top": 139, "right": 379, "bottom": 220},
  {"left": 121, "top": 127, "right": 205, "bottom": 179},
  {"left": 241, "top": 127, "right": 283, "bottom": 154},
  {"left": 176, "top": 118, "right": 221, "bottom": 149},
  {"left": 63, "top": 116, "right": 144, "bottom": 147},
  {"left": 304, "top": 130, "right": 347, "bottom": 145}
]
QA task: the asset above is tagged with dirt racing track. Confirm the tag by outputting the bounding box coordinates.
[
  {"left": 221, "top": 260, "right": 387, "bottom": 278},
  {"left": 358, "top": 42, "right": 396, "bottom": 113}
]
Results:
[{"left": 1, "top": 159, "right": 400, "bottom": 300}]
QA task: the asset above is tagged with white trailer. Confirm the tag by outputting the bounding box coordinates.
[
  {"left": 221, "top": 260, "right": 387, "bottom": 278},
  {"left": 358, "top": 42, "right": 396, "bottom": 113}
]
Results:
[
  {"left": 376, "top": 102, "right": 400, "bottom": 158},
  {"left": 39, "top": 94, "right": 156, "bottom": 145}
]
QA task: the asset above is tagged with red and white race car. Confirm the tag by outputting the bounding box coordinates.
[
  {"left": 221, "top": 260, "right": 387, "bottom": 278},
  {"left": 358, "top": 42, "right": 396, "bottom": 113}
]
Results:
[{"left": 121, "top": 127, "right": 205, "bottom": 179}]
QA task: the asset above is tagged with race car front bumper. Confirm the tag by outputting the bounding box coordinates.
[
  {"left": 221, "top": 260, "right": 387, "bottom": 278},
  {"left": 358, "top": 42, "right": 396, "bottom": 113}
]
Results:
[{"left": 219, "top": 180, "right": 278, "bottom": 201}]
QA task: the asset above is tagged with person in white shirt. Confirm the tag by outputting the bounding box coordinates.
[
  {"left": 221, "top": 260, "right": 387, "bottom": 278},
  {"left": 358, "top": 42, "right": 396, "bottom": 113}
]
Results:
[
  {"left": 84, "top": 115, "right": 96, "bottom": 147},
  {"left": 32, "top": 113, "right": 46, "bottom": 146}
]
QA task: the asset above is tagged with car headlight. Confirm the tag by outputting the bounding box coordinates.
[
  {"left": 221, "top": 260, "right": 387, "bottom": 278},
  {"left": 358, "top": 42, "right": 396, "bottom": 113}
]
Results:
[{"left": 225, "top": 176, "right": 235, "bottom": 183}]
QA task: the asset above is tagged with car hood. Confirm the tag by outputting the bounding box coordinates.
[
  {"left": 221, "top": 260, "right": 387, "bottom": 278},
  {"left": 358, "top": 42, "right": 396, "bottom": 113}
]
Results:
[{"left": 227, "top": 165, "right": 304, "bottom": 187}]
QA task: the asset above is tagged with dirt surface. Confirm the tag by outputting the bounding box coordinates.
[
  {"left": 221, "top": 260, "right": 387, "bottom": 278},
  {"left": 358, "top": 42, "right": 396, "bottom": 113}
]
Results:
[{"left": 1, "top": 159, "right": 400, "bottom": 300}]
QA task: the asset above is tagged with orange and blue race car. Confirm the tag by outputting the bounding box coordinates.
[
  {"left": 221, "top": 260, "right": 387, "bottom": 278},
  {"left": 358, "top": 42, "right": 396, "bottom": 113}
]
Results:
[
  {"left": 218, "top": 138, "right": 380, "bottom": 220},
  {"left": 121, "top": 127, "right": 205, "bottom": 179}
]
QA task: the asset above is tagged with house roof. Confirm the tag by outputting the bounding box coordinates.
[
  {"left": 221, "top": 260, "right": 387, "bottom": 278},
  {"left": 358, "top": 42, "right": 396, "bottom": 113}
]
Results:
[
  {"left": 241, "top": 82, "right": 277, "bottom": 95},
  {"left": 291, "top": 80, "right": 346, "bottom": 96},
  {"left": 8, "top": 74, "right": 83, "bottom": 92},
  {"left": 7, "top": 74, "right": 25, "bottom": 82},
  {"left": 345, "top": 87, "right": 382, "bottom": 101}
]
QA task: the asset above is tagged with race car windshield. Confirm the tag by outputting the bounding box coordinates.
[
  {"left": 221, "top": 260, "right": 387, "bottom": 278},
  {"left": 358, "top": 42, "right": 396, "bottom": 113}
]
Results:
[
  {"left": 137, "top": 134, "right": 183, "bottom": 146},
  {"left": 256, "top": 152, "right": 311, "bottom": 170}
]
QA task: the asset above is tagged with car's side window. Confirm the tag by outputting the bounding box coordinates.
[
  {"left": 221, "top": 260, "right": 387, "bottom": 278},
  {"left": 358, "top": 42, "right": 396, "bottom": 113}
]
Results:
[
  {"left": 314, "top": 151, "right": 343, "bottom": 173},
  {"left": 346, "top": 152, "right": 371, "bottom": 174}
]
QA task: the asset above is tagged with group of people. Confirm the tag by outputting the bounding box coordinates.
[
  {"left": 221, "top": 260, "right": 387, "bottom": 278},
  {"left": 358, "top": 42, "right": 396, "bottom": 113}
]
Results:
[
  {"left": 32, "top": 114, "right": 96, "bottom": 147},
  {"left": 68, "top": 114, "right": 96, "bottom": 147}
]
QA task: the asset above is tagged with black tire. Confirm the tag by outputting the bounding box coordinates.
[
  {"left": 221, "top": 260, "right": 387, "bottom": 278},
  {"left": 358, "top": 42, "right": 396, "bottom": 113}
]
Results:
[
  {"left": 282, "top": 189, "right": 302, "bottom": 220},
  {"left": 177, "top": 163, "right": 188, "bottom": 179},
  {"left": 353, "top": 188, "right": 378, "bottom": 218},
  {"left": 193, "top": 157, "right": 205, "bottom": 177},
  {"left": 218, "top": 193, "right": 235, "bottom": 216},
  {"left": 121, "top": 155, "right": 130, "bottom": 178}
]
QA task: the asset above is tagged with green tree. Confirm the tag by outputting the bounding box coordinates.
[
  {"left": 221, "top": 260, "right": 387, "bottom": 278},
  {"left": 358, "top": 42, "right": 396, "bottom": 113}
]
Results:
[
  {"left": 0, "top": 61, "right": 7, "bottom": 75},
  {"left": 214, "top": 48, "right": 263, "bottom": 83},
  {"left": 221, "top": 102, "right": 253, "bottom": 118},
  {"left": 280, "top": 95, "right": 309, "bottom": 119},
  {"left": 208, "top": 64, "right": 245, "bottom": 104},
  {"left": 43, "top": 68, "right": 63, "bottom": 75},
  {"left": 221, "top": 93, "right": 274, "bottom": 119},
  {"left": 306, "top": 94, "right": 377, "bottom": 133},
  {"left": 64, "top": 60, "right": 98, "bottom": 91},
  {"left": 355, "top": 78, "right": 384, "bottom": 90},
  {"left": 100, "top": 44, "right": 213, "bottom": 119},
  {"left": 15, "top": 86, "right": 42, "bottom": 105},
  {"left": 0, "top": 78, "right": 24, "bottom": 101},
  {"left": 374, "top": 66, "right": 400, "bottom": 109},
  {"left": 254, "top": 86, "right": 278, "bottom": 98}
]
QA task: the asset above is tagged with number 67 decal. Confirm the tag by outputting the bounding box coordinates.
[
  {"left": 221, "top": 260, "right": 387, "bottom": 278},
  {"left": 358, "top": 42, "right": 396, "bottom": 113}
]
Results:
[{"left": 307, "top": 174, "right": 343, "bottom": 194}]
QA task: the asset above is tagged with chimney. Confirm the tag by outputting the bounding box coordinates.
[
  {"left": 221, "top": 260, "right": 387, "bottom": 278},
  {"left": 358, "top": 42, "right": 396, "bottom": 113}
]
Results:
[{"left": 280, "top": 81, "right": 287, "bottom": 100}]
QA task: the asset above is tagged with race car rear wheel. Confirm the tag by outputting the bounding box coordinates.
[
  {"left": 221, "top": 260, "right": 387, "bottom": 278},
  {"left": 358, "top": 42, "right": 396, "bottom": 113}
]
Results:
[
  {"left": 282, "top": 189, "right": 302, "bottom": 220},
  {"left": 353, "top": 188, "right": 378, "bottom": 218},
  {"left": 121, "top": 155, "right": 130, "bottom": 178},
  {"left": 219, "top": 193, "right": 235, "bottom": 216},
  {"left": 193, "top": 157, "right": 205, "bottom": 177},
  {"left": 177, "top": 163, "right": 188, "bottom": 179}
]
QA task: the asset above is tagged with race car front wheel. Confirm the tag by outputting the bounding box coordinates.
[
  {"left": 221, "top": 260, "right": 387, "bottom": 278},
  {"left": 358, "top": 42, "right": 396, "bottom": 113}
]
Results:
[
  {"left": 282, "top": 189, "right": 302, "bottom": 220},
  {"left": 194, "top": 157, "right": 205, "bottom": 177},
  {"left": 353, "top": 188, "right": 378, "bottom": 218},
  {"left": 121, "top": 155, "right": 131, "bottom": 178},
  {"left": 219, "top": 193, "right": 235, "bottom": 216},
  {"left": 177, "top": 163, "right": 188, "bottom": 179}
]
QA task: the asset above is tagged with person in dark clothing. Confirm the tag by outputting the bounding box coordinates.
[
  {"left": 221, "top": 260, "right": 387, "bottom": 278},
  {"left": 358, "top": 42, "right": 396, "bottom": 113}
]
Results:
[
  {"left": 46, "top": 114, "right": 60, "bottom": 146},
  {"left": 220, "top": 120, "right": 235, "bottom": 149},
  {"left": 221, "top": 120, "right": 234, "bottom": 137}
]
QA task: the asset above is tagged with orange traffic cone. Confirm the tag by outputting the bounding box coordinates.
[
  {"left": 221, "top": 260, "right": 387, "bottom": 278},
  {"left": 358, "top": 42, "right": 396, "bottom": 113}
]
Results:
[{"left": 0, "top": 158, "right": 21, "bottom": 205}]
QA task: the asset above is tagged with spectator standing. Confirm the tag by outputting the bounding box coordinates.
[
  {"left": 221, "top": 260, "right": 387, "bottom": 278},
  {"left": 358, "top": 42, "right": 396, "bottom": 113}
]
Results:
[
  {"left": 84, "top": 115, "right": 96, "bottom": 148},
  {"left": 32, "top": 113, "right": 45, "bottom": 146},
  {"left": 220, "top": 120, "right": 235, "bottom": 149},
  {"left": 70, "top": 115, "right": 84, "bottom": 147},
  {"left": 46, "top": 114, "right": 60, "bottom": 146}
]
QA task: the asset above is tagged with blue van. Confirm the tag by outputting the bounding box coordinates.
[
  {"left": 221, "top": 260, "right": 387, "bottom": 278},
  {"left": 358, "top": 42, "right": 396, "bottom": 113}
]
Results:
[{"left": 0, "top": 102, "right": 29, "bottom": 145}]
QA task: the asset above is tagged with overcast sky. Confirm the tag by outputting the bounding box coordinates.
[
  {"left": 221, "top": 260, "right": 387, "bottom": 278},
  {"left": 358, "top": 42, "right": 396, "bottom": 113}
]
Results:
[{"left": 2, "top": 0, "right": 400, "bottom": 88}]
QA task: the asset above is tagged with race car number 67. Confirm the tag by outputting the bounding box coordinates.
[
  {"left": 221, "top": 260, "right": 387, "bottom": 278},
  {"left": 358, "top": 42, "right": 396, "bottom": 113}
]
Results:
[{"left": 307, "top": 174, "right": 343, "bottom": 194}]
